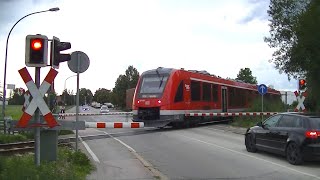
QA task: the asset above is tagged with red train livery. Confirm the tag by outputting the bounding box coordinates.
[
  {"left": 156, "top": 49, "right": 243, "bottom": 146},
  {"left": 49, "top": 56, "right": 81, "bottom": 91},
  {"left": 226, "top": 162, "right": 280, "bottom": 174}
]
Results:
[{"left": 132, "top": 67, "right": 281, "bottom": 127}]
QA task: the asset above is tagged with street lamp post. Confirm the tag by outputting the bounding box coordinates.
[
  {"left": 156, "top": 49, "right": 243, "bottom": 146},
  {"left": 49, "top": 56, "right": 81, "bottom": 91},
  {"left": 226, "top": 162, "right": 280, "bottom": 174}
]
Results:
[
  {"left": 1, "top": 7, "right": 59, "bottom": 134},
  {"left": 64, "top": 75, "right": 77, "bottom": 104}
]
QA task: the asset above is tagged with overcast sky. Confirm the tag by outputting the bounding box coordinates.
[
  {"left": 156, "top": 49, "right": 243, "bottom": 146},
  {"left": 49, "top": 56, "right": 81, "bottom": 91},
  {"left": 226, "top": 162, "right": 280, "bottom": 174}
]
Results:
[{"left": 0, "top": 0, "right": 298, "bottom": 97}]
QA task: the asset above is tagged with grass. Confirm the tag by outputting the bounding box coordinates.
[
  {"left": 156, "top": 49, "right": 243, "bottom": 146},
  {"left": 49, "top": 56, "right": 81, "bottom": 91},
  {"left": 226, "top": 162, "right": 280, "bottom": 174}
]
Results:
[
  {"left": 0, "top": 134, "right": 28, "bottom": 144},
  {"left": 58, "top": 130, "right": 74, "bottom": 135},
  {"left": 0, "top": 147, "right": 95, "bottom": 180},
  {"left": 0, "top": 130, "right": 74, "bottom": 144},
  {"left": 0, "top": 105, "right": 23, "bottom": 120}
]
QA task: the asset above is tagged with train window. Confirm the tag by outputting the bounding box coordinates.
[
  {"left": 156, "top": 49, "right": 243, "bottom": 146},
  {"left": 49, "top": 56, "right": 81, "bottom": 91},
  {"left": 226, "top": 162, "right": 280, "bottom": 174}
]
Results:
[
  {"left": 191, "top": 81, "right": 201, "bottom": 101},
  {"left": 202, "top": 82, "right": 211, "bottom": 101},
  {"left": 212, "top": 84, "right": 218, "bottom": 102},
  {"left": 139, "top": 75, "right": 169, "bottom": 94},
  {"left": 174, "top": 81, "right": 184, "bottom": 102},
  {"left": 238, "top": 89, "right": 246, "bottom": 106},
  {"left": 229, "top": 87, "right": 235, "bottom": 107}
]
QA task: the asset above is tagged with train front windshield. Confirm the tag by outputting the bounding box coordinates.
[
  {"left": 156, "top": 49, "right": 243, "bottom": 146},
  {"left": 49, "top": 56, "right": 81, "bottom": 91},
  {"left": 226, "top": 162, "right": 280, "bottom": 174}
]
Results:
[{"left": 139, "top": 75, "right": 169, "bottom": 97}]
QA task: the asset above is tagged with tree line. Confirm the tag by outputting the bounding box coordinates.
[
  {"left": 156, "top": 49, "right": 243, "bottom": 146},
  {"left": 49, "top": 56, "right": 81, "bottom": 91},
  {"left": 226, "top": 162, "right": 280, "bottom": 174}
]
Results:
[
  {"left": 8, "top": 65, "right": 140, "bottom": 109},
  {"left": 8, "top": 65, "right": 259, "bottom": 108}
]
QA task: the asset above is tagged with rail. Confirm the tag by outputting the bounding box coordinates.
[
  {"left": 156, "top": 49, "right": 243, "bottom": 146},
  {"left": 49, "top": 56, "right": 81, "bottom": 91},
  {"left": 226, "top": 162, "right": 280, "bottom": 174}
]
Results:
[{"left": 0, "top": 137, "right": 75, "bottom": 155}]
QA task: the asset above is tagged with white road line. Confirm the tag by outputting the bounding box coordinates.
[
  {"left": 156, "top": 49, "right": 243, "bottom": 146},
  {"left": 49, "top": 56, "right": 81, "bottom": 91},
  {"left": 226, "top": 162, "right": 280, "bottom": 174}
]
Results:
[
  {"left": 106, "top": 132, "right": 137, "bottom": 152},
  {"left": 178, "top": 134, "right": 320, "bottom": 179},
  {"left": 78, "top": 136, "right": 100, "bottom": 163}
]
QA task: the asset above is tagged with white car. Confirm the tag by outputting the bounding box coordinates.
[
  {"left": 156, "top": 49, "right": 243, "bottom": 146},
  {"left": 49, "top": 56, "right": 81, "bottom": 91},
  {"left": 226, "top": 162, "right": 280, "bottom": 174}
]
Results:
[
  {"left": 82, "top": 105, "right": 90, "bottom": 111},
  {"left": 100, "top": 105, "right": 109, "bottom": 113}
]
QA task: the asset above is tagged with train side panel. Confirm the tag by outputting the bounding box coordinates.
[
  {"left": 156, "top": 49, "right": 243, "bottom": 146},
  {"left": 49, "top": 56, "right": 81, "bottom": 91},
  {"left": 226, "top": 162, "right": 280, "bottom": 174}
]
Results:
[{"left": 132, "top": 68, "right": 281, "bottom": 127}]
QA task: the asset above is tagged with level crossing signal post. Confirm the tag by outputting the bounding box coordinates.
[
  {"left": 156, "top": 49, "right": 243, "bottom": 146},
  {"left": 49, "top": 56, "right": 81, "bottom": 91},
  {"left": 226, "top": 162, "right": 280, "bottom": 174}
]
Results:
[
  {"left": 22, "top": 34, "right": 73, "bottom": 165},
  {"left": 295, "top": 78, "right": 307, "bottom": 112},
  {"left": 14, "top": 34, "right": 143, "bottom": 166}
]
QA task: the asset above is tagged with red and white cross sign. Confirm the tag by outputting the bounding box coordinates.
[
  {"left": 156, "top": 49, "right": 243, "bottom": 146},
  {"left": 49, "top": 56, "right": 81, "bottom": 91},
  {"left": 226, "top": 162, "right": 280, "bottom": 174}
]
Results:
[
  {"left": 294, "top": 91, "right": 307, "bottom": 112},
  {"left": 16, "top": 67, "right": 59, "bottom": 128}
]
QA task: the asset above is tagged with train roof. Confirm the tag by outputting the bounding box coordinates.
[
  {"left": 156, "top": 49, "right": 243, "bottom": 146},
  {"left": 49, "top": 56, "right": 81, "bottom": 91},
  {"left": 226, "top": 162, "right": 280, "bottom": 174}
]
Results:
[
  {"left": 141, "top": 67, "right": 173, "bottom": 76},
  {"left": 142, "top": 67, "right": 280, "bottom": 95}
]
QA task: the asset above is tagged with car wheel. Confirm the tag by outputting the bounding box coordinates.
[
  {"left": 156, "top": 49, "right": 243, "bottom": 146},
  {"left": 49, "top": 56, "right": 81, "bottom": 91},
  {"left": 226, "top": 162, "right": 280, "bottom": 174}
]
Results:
[
  {"left": 245, "top": 134, "right": 257, "bottom": 153},
  {"left": 286, "top": 142, "right": 303, "bottom": 165}
]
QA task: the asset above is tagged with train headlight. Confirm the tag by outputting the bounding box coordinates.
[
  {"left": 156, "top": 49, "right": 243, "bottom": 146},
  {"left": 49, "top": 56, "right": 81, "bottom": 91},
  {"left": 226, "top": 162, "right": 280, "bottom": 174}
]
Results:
[{"left": 158, "top": 100, "right": 161, "bottom": 104}]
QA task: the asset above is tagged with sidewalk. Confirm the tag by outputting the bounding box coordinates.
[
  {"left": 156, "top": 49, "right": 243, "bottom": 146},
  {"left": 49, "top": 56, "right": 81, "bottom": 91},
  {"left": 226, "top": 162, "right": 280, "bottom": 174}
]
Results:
[{"left": 60, "top": 130, "right": 157, "bottom": 180}]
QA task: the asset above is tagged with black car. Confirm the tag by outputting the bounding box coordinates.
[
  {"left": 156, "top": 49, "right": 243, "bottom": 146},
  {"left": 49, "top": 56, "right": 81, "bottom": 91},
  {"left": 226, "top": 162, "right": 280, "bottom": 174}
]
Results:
[{"left": 245, "top": 112, "right": 320, "bottom": 165}]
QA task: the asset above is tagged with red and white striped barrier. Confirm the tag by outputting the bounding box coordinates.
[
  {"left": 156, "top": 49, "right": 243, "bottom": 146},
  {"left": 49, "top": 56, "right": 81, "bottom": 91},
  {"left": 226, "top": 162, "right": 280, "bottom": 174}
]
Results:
[
  {"left": 55, "top": 112, "right": 133, "bottom": 117},
  {"left": 185, "top": 112, "right": 278, "bottom": 117},
  {"left": 85, "top": 122, "right": 144, "bottom": 128}
]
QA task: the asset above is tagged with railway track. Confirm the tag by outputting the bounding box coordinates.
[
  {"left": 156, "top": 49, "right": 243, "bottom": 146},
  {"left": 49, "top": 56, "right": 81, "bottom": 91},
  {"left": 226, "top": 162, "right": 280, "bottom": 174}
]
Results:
[{"left": 0, "top": 137, "right": 76, "bottom": 156}]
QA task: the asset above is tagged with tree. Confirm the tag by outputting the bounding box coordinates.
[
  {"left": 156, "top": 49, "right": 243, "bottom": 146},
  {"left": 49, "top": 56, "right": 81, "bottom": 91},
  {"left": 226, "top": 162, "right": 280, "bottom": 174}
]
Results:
[
  {"left": 235, "top": 68, "right": 257, "bottom": 84},
  {"left": 61, "top": 89, "right": 75, "bottom": 105},
  {"left": 112, "top": 66, "right": 139, "bottom": 108},
  {"left": 93, "top": 88, "right": 111, "bottom": 104},
  {"left": 8, "top": 88, "right": 24, "bottom": 105},
  {"left": 264, "top": 0, "right": 320, "bottom": 111},
  {"left": 79, "top": 88, "right": 93, "bottom": 105}
]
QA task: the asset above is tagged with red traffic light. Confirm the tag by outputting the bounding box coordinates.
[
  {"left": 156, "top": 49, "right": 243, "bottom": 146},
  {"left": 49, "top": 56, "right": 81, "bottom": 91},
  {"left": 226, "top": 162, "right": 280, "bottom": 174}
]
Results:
[
  {"left": 298, "top": 79, "right": 307, "bottom": 90},
  {"left": 31, "top": 39, "right": 43, "bottom": 50},
  {"left": 25, "top": 34, "right": 48, "bottom": 67}
]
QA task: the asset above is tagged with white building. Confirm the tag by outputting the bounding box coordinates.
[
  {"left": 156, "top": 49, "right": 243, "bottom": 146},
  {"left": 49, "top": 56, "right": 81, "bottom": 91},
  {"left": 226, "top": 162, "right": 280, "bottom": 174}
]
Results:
[{"left": 280, "top": 91, "right": 297, "bottom": 105}]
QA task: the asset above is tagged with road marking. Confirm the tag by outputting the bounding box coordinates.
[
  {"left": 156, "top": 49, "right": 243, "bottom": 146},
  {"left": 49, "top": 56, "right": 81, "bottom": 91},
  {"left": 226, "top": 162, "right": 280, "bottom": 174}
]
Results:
[
  {"left": 96, "top": 129, "right": 168, "bottom": 180},
  {"left": 79, "top": 136, "right": 100, "bottom": 163},
  {"left": 178, "top": 134, "right": 320, "bottom": 179}
]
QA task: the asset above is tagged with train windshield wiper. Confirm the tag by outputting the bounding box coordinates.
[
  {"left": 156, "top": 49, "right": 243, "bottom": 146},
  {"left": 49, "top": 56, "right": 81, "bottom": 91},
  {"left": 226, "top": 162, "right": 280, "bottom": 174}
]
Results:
[{"left": 159, "top": 76, "right": 164, "bottom": 88}]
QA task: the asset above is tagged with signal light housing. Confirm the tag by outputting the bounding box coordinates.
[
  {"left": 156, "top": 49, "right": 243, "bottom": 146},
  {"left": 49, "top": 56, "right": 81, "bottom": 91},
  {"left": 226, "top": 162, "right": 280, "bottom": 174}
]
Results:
[
  {"left": 25, "top": 35, "right": 48, "bottom": 67},
  {"left": 50, "top": 36, "right": 71, "bottom": 69},
  {"left": 298, "top": 78, "right": 307, "bottom": 91}
]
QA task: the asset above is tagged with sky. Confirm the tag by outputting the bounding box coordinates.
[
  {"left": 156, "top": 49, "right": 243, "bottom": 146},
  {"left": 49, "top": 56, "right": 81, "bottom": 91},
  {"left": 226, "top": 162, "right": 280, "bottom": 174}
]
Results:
[{"left": 0, "top": 0, "right": 299, "bottom": 100}]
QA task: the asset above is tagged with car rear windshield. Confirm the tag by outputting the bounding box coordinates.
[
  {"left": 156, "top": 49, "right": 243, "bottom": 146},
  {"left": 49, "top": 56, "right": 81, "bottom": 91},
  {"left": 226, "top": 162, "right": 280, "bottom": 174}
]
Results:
[{"left": 310, "top": 118, "right": 320, "bottom": 129}]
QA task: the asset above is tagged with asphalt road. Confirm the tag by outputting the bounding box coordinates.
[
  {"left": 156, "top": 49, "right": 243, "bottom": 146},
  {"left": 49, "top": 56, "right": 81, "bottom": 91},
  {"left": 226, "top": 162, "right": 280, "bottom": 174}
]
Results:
[{"left": 68, "top": 106, "right": 320, "bottom": 180}]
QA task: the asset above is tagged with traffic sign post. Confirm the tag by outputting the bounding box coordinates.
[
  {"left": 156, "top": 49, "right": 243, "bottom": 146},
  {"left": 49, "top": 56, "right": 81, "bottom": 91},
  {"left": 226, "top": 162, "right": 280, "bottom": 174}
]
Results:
[
  {"left": 258, "top": 84, "right": 268, "bottom": 121},
  {"left": 68, "top": 51, "right": 90, "bottom": 151}
]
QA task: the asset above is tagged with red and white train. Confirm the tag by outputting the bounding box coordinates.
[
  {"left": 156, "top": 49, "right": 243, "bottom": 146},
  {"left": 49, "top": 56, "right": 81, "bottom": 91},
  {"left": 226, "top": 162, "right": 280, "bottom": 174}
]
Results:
[{"left": 132, "top": 67, "right": 281, "bottom": 127}]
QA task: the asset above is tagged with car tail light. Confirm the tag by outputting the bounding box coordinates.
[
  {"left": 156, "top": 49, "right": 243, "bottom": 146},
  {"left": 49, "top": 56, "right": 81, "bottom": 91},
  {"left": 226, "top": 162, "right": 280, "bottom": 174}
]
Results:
[{"left": 305, "top": 131, "right": 320, "bottom": 139}]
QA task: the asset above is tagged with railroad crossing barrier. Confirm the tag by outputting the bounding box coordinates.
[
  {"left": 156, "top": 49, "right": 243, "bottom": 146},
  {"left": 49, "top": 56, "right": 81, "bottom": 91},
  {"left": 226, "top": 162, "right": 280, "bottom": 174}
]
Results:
[
  {"left": 54, "top": 111, "right": 133, "bottom": 117},
  {"left": 185, "top": 112, "right": 278, "bottom": 117},
  {"left": 85, "top": 122, "right": 144, "bottom": 128}
]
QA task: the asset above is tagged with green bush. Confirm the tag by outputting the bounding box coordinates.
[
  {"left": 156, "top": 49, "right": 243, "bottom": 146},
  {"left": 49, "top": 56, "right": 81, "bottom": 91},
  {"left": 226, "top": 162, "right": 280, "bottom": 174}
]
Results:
[
  {"left": 0, "top": 147, "right": 94, "bottom": 180},
  {"left": 0, "top": 134, "right": 27, "bottom": 144},
  {"left": 231, "top": 98, "right": 285, "bottom": 128}
]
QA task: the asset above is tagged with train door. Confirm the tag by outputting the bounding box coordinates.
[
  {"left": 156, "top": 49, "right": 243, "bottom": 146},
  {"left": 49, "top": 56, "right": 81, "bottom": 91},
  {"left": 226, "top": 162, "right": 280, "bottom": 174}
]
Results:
[{"left": 221, "top": 87, "right": 227, "bottom": 112}]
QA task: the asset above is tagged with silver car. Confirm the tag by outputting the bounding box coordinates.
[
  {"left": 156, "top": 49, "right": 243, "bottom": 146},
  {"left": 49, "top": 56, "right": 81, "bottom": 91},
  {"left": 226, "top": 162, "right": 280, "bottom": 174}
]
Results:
[{"left": 100, "top": 105, "right": 109, "bottom": 113}]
